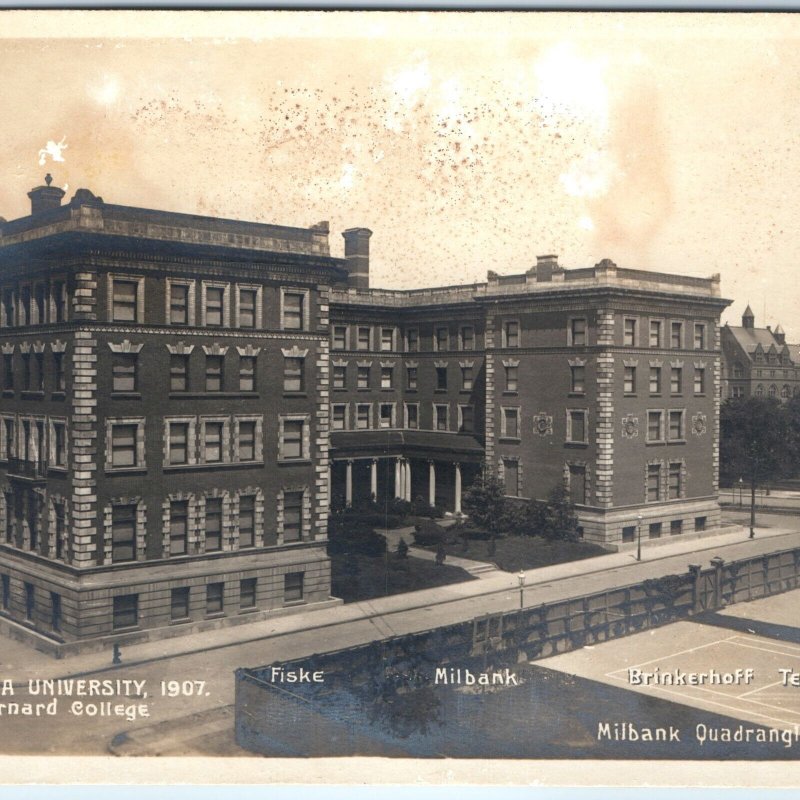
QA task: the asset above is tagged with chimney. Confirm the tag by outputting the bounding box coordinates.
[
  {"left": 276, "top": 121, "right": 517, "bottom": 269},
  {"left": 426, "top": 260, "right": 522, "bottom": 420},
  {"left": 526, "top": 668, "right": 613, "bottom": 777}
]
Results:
[
  {"left": 342, "top": 228, "right": 372, "bottom": 289},
  {"left": 28, "top": 174, "right": 65, "bottom": 214},
  {"left": 535, "top": 254, "right": 559, "bottom": 282},
  {"left": 742, "top": 304, "right": 755, "bottom": 329}
]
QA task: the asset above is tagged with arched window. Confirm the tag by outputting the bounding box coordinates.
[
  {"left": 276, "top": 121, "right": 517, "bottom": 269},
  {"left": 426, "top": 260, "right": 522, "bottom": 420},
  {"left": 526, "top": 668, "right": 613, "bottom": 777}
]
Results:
[
  {"left": 782, "top": 385, "right": 790, "bottom": 399},
  {"left": 756, "top": 384, "right": 764, "bottom": 397},
  {"left": 769, "top": 384, "right": 778, "bottom": 398}
]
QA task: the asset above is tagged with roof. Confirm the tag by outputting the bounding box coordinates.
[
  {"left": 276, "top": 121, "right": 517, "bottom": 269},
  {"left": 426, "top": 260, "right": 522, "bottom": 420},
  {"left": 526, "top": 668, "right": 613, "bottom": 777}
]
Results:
[
  {"left": 330, "top": 430, "right": 484, "bottom": 461},
  {"left": 725, "top": 325, "right": 783, "bottom": 354}
]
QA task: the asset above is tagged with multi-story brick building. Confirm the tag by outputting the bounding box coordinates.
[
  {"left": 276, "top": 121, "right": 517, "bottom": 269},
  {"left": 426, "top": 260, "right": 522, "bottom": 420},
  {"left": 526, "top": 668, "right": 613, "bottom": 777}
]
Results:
[
  {"left": 0, "top": 177, "right": 348, "bottom": 651},
  {"left": 721, "top": 305, "right": 800, "bottom": 402}
]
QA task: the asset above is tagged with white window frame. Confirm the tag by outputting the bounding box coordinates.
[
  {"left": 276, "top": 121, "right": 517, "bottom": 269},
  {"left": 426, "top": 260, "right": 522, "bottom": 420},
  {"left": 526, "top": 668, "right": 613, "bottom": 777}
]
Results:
[
  {"left": 378, "top": 402, "right": 396, "bottom": 429},
  {"left": 355, "top": 403, "right": 372, "bottom": 430},
  {"left": 667, "top": 408, "right": 686, "bottom": 442},
  {"left": 199, "top": 416, "right": 231, "bottom": 465},
  {"left": 48, "top": 417, "right": 68, "bottom": 469},
  {"left": 568, "top": 317, "right": 587, "bottom": 346},
  {"left": 502, "top": 319, "right": 520, "bottom": 348},
  {"left": 108, "top": 274, "right": 145, "bottom": 324},
  {"left": 201, "top": 281, "right": 231, "bottom": 328},
  {"left": 234, "top": 283, "right": 263, "bottom": 329},
  {"left": 623, "top": 317, "right": 637, "bottom": 347},
  {"left": 460, "top": 325, "right": 475, "bottom": 351},
  {"left": 106, "top": 417, "right": 146, "bottom": 471},
  {"left": 670, "top": 320, "right": 684, "bottom": 349},
  {"left": 565, "top": 408, "right": 588, "bottom": 444},
  {"left": 331, "top": 403, "right": 348, "bottom": 431},
  {"left": 164, "top": 416, "right": 197, "bottom": 467},
  {"left": 234, "top": 415, "right": 264, "bottom": 463},
  {"left": 280, "top": 287, "right": 309, "bottom": 331},
  {"left": 356, "top": 326, "right": 372, "bottom": 351},
  {"left": 649, "top": 319, "right": 663, "bottom": 348},
  {"left": 165, "top": 278, "right": 196, "bottom": 326},
  {"left": 433, "top": 403, "right": 450, "bottom": 432},
  {"left": 501, "top": 406, "right": 521, "bottom": 440},
  {"left": 380, "top": 327, "right": 396, "bottom": 352},
  {"left": 458, "top": 404, "right": 475, "bottom": 433},
  {"left": 405, "top": 327, "right": 419, "bottom": 353},
  {"left": 278, "top": 414, "right": 310, "bottom": 461},
  {"left": 646, "top": 409, "right": 665, "bottom": 443},
  {"left": 404, "top": 402, "right": 420, "bottom": 429},
  {"left": 332, "top": 325, "right": 349, "bottom": 350}
]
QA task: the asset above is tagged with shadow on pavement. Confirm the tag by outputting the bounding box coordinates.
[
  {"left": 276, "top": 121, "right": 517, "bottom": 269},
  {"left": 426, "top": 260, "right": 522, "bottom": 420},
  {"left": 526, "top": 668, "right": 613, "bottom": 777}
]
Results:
[{"left": 690, "top": 611, "right": 800, "bottom": 644}]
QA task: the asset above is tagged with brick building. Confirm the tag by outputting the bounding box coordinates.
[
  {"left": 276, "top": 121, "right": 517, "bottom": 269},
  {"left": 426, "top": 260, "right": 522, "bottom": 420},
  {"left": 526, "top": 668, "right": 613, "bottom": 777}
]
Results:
[{"left": 721, "top": 305, "right": 800, "bottom": 402}]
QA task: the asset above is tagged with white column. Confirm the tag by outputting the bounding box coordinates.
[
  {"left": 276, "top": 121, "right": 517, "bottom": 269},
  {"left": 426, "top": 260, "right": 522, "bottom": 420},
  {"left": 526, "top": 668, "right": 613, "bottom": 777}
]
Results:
[
  {"left": 428, "top": 461, "right": 436, "bottom": 506},
  {"left": 370, "top": 459, "right": 378, "bottom": 499},
  {"left": 395, "top": 458, "right": 402, "bottom": 499},
  {"left": 454, "top": 462, "right": 462, "bottom": 514},
  {"left": 405, "top": 460, "right": 412, "bottom": 502},
  {"left": 345, "top": 460, "right": 353, "bottom": 507}
]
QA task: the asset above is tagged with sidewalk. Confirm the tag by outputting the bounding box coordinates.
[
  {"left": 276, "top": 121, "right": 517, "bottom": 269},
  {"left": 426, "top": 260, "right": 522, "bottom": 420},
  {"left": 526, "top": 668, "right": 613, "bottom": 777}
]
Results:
[{"left": 7, "top": 519, "right": 800, "bottom": 682}]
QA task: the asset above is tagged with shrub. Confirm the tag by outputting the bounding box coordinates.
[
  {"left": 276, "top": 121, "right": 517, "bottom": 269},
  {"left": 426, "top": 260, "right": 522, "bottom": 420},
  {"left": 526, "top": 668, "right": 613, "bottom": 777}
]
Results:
[
  {"left": 462, "top": 472, "right": 507, "bottom": 537},
  {"left": 397, "top": 537, "right": 409, "bottom": 558},
  {"left": 412, "top": 519, "right": 456, "bottom": 546},
  {"left": 411, "top": 497, "right": 445, "bottom": 518},
  {"left": 387, "top": 497, "right": 413, "bottom": 518},
  {"left": 327, "top": 515, "right": 388, "bottom": 556}
]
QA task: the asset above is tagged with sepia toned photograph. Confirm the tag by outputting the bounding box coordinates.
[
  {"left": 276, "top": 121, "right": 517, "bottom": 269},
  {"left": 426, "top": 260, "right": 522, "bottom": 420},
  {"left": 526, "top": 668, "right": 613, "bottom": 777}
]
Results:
[{"left": 2, "top": 9, "right": 800, "bottom": 786}]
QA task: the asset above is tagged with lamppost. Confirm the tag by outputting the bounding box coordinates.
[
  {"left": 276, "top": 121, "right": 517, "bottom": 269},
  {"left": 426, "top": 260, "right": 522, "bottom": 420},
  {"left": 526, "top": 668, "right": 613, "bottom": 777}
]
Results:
[
  {"left": 636, "top": 514, "right": 643, "bottom": 562},
  {"left": 738, "top": 477, "right": 743, "bottom": 508},
  {"left": 517, "top": 570, "right": 526, "bottom": 610}
]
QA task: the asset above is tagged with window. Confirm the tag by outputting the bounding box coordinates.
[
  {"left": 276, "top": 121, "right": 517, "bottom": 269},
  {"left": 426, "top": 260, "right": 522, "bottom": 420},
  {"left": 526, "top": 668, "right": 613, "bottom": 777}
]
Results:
[
  {"left": 731, "top": 386, "right": 744, "bottom": 399},
  {"left": 239, "top": 355, "right": 256, "bottom": 392},
  {"left": 283, "top": 492, "right": 303, "bottom": 542},
  {"left": 623, "top": 318, "right": 637, "bottom": 346},
  {"left": 406, "top": 328, "right": 419, "bottom": 352},
  {"left": 436, "top": 366, "right": 448, "bottom": 391},
  {"left": 170, "top": 500, "right": 188, "bottom": 556},
  {"left": 284, "top": 357, "right": 304, "bottom": 392},
  {"left": 756, "top": 384, "right": 764, "bottom": 397},
  {"left": 112, "top": 280, "right": 139, "bottom": 322},
  {"left": 284, "top": 572, "right": 304, "bottom": 602},
  {"left": 459, "top": 405, "right": 474, "bottom": 433},
  {"left": 237, "top": 288, "right": 258, "bottom": 329},
  {"left": 504, "top": 321, "right": 519, "bottom": 348},
  {"left": 733, "top": 362, "right": 744, "bottom": 379},
  {"left": 113, "top": 594, "right": 138, "bottom": 629},
  {"left": 34, "top": 285, "right": 46, "bottom": 323},
  {"left": 624, "top": 366, "right": 636, "bottom": 395},
  {"left": 54, "top": 501, "right": 65, "bottom": 560},
  {"left": 170, "top": 354, "right": 189, "bottom": 392},
  {"left": 332, "top": 364, "right": 346, "bottom": 389},
  {"left": 332, "top": 326, "right": 347, "bottom": 350},
  {"left": 503, "top": 460, "right": 519, "bottom": 496},
  {"left": 570, "top": 318, "right": 587, "bottom": 346},
  {"left": 649, "top": 320, "right": 662, "bottom": 348},
  {"left": 206, "top": 582, "right": 224, "bottom": 614},
  {"left": 356, "top": 404, "right": 371, "bottom": 429},
  {"left": 671, "top": 322, "right": 683, "bottom": 349},
  {"left": 171, "top": 587, "right": 190, "bottom": 620},
  {"left": 406, "top": 366, "right": 418, "bottom": 390},
  {"left": 33, "top": 353, "right": 43, "bottom": 392},
  {"left": 112, "top": 353, "right": 137, "bottom": 393},
  {"left": 647, "top": 464, "right": 661, "bottom": 501},
  {"left": 405, "top": 403, "right": 419, "bottom": 429},
  {"left": 670, "top": 519, "right": 683, "bottom": 536},
  {"left": 52, "top": 422, "right": 67, "bottom": 467},
  {"left": 52, "top": 280, "right": 66, "bottom": 323},
  {"left": 379, "top": 404, "right": 394, "bottom": 428},
  {"left": 505, "top": 365, "right": 518, "bottom": 392},
  {"left": 112, "top": 505, "right": 137, "bottom": 562},
  {"left": 2, "top": 289, "right": 15, "bottom": 326},
  {"left": 204, "top": 421, "right": 224, "bottom": 463},
  {"left": 622, "top": 526, "right": 636, "bottom": 543},
  {"left": 769, "top": 384, "right": 778, "bottom": 398},
  {"left": 282, "top": 292, "right": 305, "bottom": 330},
  {"left": 380, "top": 328, "right": 394, "bottom": 351},
  {"left": 239, "top": 496, "right": 255, "bottom": 548},
  {"left": 694, "top": 323, "right": 706, "bottom": 350},
  {"left": 694, "top": 368, "right": 706, "bottom": 395},
  {"left": 668, "top": 410, "right": 684, "bottom": 441},
  {"left": 240, "top": 578, "right": 257, "bottom": 609},
  {"left": 567, "top": 410, "right": 587, "bottom": 444},
  {"left": 53, "top": 352, "right": 65, "bottom": 392},
  {"left": 169, "top": 284, "right": 190, "bottom": 325},
  {"left": 668, "top": 463, "right": 682, "bottom": 499},
  {"left": 29, "top": 499, "right": 38, "bottom": 551},
  {"left": 670, "top": 367, "right": 682, "bottom": 395},
  {"left": 649, "top": 522, "right": 662, "bottom": 539},
  {"left": 647, "top": 411, "right": 663, "bottom": 442},
  {"left": 1, "top": 574, "right": 9, "bottom": 609},
  {"left": 435, "top": 327, "right": 449, "bottom": 351},
  {"left": 205, "top": 355, "right": 224, "bottom": 392},
  {"left": 205, "top": 499, "right": 223, "bottom": 551},
  {"left": 503, "top": 407, "right": 520, "bottom": 439},
  {"left": 357, "top": 327, "right": 371, "bottom": 350},
  {"left": 380, "top": 366, "right": 394, "bottom": 390},
  {"left": 24, "top": 582, "right": 34, "bottom": 620},
  {"left": 205, "top": 286, "right": 225, "bottom": 327},
  {"left": 460, "top": 326, "right": 475, "bottom": 351},
  {"left": 111, "top": 424, "right": 138, "bottom": 468},
  {"left": 1, "top": 418, "right": 13, "bottom": 460},
  {"left": 570, "top": 365, "right": 585, "bottom": 393},
  {"left": 331, "top": 404, "right": 347, "bottom": 430},
  {"left": 569, "top": 464, "right": 587, "bottom": 505},
  {"left": 3, "top": 354, "right": 12, "bottom": 391},
  {"left": 435, "top": 404, "right": 449, "bottom": 431},
  {"left": 357, "top": 365, "right": 370, "bottom": 389},
  {"left": 21, "top": 353, "right": 31, "bottom": 391},
  {"left": 649, "top": 366, "right": 661, "bottom": 395},
  {"left": 238, "top": 420, "right": 257, "bottom": 461},
  {"left": 281, "top": 419, "right": 304, "bottom": 459},
  {"left": 695, "top": 516, "right": 707, "bottom": 532}
]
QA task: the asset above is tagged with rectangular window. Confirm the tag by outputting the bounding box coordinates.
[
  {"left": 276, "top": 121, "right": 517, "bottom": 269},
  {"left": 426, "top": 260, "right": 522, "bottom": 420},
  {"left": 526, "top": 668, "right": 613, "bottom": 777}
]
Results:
[
  {"left": 33, "top": 353, "right": 44, "bottom": 392},
  {"left": 3, "top": 290, "right": 15, "bottom": 326},
  {"left": 331, "top": 404, "right": 347, "bottom": 430},
  {"left": 238, "top": 288, "right": 257, "bottom": 329},
  {"left": 694, "top": 368, "right": 706, "bottom": 395},
  {"left": 462, "top": 366, "right": 474, "bottom": 391},
  {"left": 504, "top": 321, "right": 519, "bottom": 348},
  {"left": 284, "top": 572, "right": 304, "bottom": 602},
  {"left": 171, "top": 587, "right": 190, "bottom": 620},
  {"left": 112, "top": 353, "right": 137, "bottom": 393},
  {"left": 205, "top": 499, "right": 222, "bottom": 551},
  {"left": 54, "top": 352, "right": 65, "bottom": 392},
  {"left": 568, "top": 410, "right": 587, "bottom": 443},
  {"left": 238, "top": 420, "right": 256, "bottom": 461},
  {"left": 671, "top": 321, "right": 683, "bottom": 349},
  {"left": 52, "top": 280, "right": 66, "bottom": 323},
  {"left": 170, "top": 500, "right": 188, "bottom": 556},
  {"left": 112, "top": 504, "right": 137, "bottom": 562},
  {"left": 282, "top": 420, "right": 304, "bottom": 459},
  {"left": 34, "top": 285, "right": 46, "bottom": 323},
  {"left": 695, "top": 516, "right": 707, "bottom": 532},
  {"left": 205, "top": 355, "right": 224, "bottom": 392},
  {"left": 670, "top": 519, "right": 683, "bottom": 536},
  {"left": 435, "top": 404, "right": 449, "bottom": 431},
  {"left": 380, "top": 366, "right": 394, "bottom": 389},
  {"left": 332, "top": 326, "right": 347, "bottom": 350},
  {"left": 112, "top": 280, "right": 139, "bottom": 322},
  {"left": 694, "top": 323, "right": 706, "bottom": 350},
  {"left": 569, "top": 464, "right": 587, "bottom": 505},
  {"left": 170, "top": 354, "right": 189, "bottom": 392},
  {"left": 647, "top": 411, "right": 663, "bottom": 442},
  {"left": 1, "top": 574, "right": 9, "bottom": 609},
  {"left": 670, "top": 367, "right": 682, "bottom": 395},
  {"left": 24, "top": 582, "right": 34, "bottom": 621},
  {"left": 406, "top": 367, "right": 418, "bottom": 390},
  {"left": 332, "top": 365, "right": 346, "bottom": 389},
  {"left": 204, "top": 421, "right": 224, "bottom": 463},
  {"left": 570, "top": 365, "right": 585, "bottom": 393},
  {"left": 624, "top": 366, "right": 636, "bottom": 395},
  {"left": 356, "top": 404, "right": 371, "bottom": 429},
  {"left": 170, "top": 284, "right": 189, "bottom": 325},
  {"left": 206, "top": 582, "right": 224, "bottom": 614},
  {"left": 113, "top": 594, "right": 138, "bottom": 629},
  {"left": 435, "top": 327, "right": 449, "bottom": 351},
  {"left": 459, "top": 405, "right": 474, "bottom": 433},
  {"left": 649, "top": 522, "right": 662, "bottom": 539},
  {"left": 622, "top": 525, "right": 636, "bottom": 543},
  {"left": 649, "top": 366, "right": 662, "bottom": 395},
  {"left": 239, "top": 496, "right": 255, "bottom": 548},
  {"left": 647, "top": 464, "right": 661, "bottom": 501},
  {"left": 111, "top": 424, "right": 138, "bottom": 467},
  {"left": 357, "top": 366, "right": 370, "bottom": 389},
  {"left": 205, "top": 287, "right": 225, "bottom": 327},
  {"left": 54, "top": 501, "right": 65, "bottom": 560},
  {"left": 3, "top": 354, "right": 12, "bottom": 391},
  {"left": 649, "top": 320, "right": 662, "bottom": 348},
  {"left": 668, "top": 410, "right": 684, "bottom": 441},
  {"left": 240, "top": 578, "right": 257, "bottom": 609},
  {"left": 284, "top": 357, "right": 304, "bottom": 392},
  {"left": 168, "top": 422, "right": 189, "bottom": 465},
  {"left": 2, "top": 419, "right": 13, "bottom": 460},
  {"left": 357, "top": 327, "right": 371, "bottom": 350},
  {"left": 380, "top": 328, "right": 394, "bottom": 351},
  {"left": 623, "top": 318, "right": 637, "bottom": 346},
  {"left": 283, "top": 492, "right": 303, "bottom": 542},
  {"left": 669, "top": 462, "right": 682, "bottom": 498},
  {"left": 283, "top": 293, "right": 304, "bottom": 330},
  {"left": 20, "top": 286, "right": 31, "bottom": 326},
  {"left": 239, "top": 355, "right": 256, "bottom": 392},
  {"left": 504, "top": 407, "right": 520, "bottom": 439},
  {"left": 460, "top": 326, "right": 475, "bottom": 351},
  {"left": 405, "top": 403, "right": 419, "bottom": 429},
  {"left": 379, "top": 404, "right": 394, "bottom": 428},
  {"left": 436, "top": 366, "right": 448, "bottom": 391},
  {"left": 570, "top": 318, "right": 587, "bottom": 346},
  {"left": 505, "top": 365, "right": 518, "bottom": 392},
  {"left": 21, "top": 354, "right": 31, "bottom": 391},
  {"left": 406, "top": 328, "right": 419, "bottom": 352},
  {"left": 53, "top": 422, "right": 66, "bottom": 467},
  {"left": 503, "top": 460, "right": 519, "bottom": 497}
]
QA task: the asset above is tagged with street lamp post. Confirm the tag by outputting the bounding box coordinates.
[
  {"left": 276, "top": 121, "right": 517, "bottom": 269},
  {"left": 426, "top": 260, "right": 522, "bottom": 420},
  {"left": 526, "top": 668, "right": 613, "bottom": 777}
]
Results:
[
  {"left": 517, "top": 571, "right": 525, "bottom": 610},
  {"left": 636, "top": 514, "right": 643, "bottom": 562},
  {"left": 738, "top": 477, "right": 743, "bottom": 508}
]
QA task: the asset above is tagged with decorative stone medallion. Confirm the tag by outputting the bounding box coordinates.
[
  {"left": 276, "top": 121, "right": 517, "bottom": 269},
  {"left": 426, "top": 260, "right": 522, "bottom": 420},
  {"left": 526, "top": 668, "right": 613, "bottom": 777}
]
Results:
[
  {"left": 621, "top": 414, "right": 639, "bottom": 438},
  {"left": 692, "top": 412, "right": 707, "bottom": 436},
  {"left": 532, "top": 412, "right": 553, "bottom": 436}
]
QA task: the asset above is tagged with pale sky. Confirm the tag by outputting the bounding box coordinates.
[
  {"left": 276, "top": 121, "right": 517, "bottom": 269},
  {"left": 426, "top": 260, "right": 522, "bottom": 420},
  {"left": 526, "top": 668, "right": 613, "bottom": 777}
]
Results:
[{"left": 1, "top": 11, "right": 799, "bottom": 337}]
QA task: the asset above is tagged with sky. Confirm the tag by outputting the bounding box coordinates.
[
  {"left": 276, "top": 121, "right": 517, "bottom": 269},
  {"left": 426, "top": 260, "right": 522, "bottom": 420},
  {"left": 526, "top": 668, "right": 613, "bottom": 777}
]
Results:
[{"left": 1, "top": 11, "right": 799, "bottom": 337}]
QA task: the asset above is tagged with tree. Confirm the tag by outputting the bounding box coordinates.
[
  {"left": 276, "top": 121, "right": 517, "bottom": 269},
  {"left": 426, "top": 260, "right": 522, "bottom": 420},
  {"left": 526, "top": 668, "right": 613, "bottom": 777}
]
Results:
[
  {"left": 541, "top": 483, "right": 581, "bottom": 541},
  {"left": 396, "top": 537, "right": 409, "bottom": 559},
  {"left": 461, "top": 469, "right": 507, "bottom": 537},
  {"left": 720, "top": 396, "right": 789, "bottom": 537}
]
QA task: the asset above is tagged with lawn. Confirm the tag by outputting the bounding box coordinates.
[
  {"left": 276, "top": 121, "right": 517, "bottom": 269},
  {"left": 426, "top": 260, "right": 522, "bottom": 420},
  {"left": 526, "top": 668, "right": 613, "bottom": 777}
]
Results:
[
  {"left": 418, "top": 535, "right": 608, "bottom": 572},
  {"left": 330, "top": 551, "right": 476, "bottom": 603}
]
